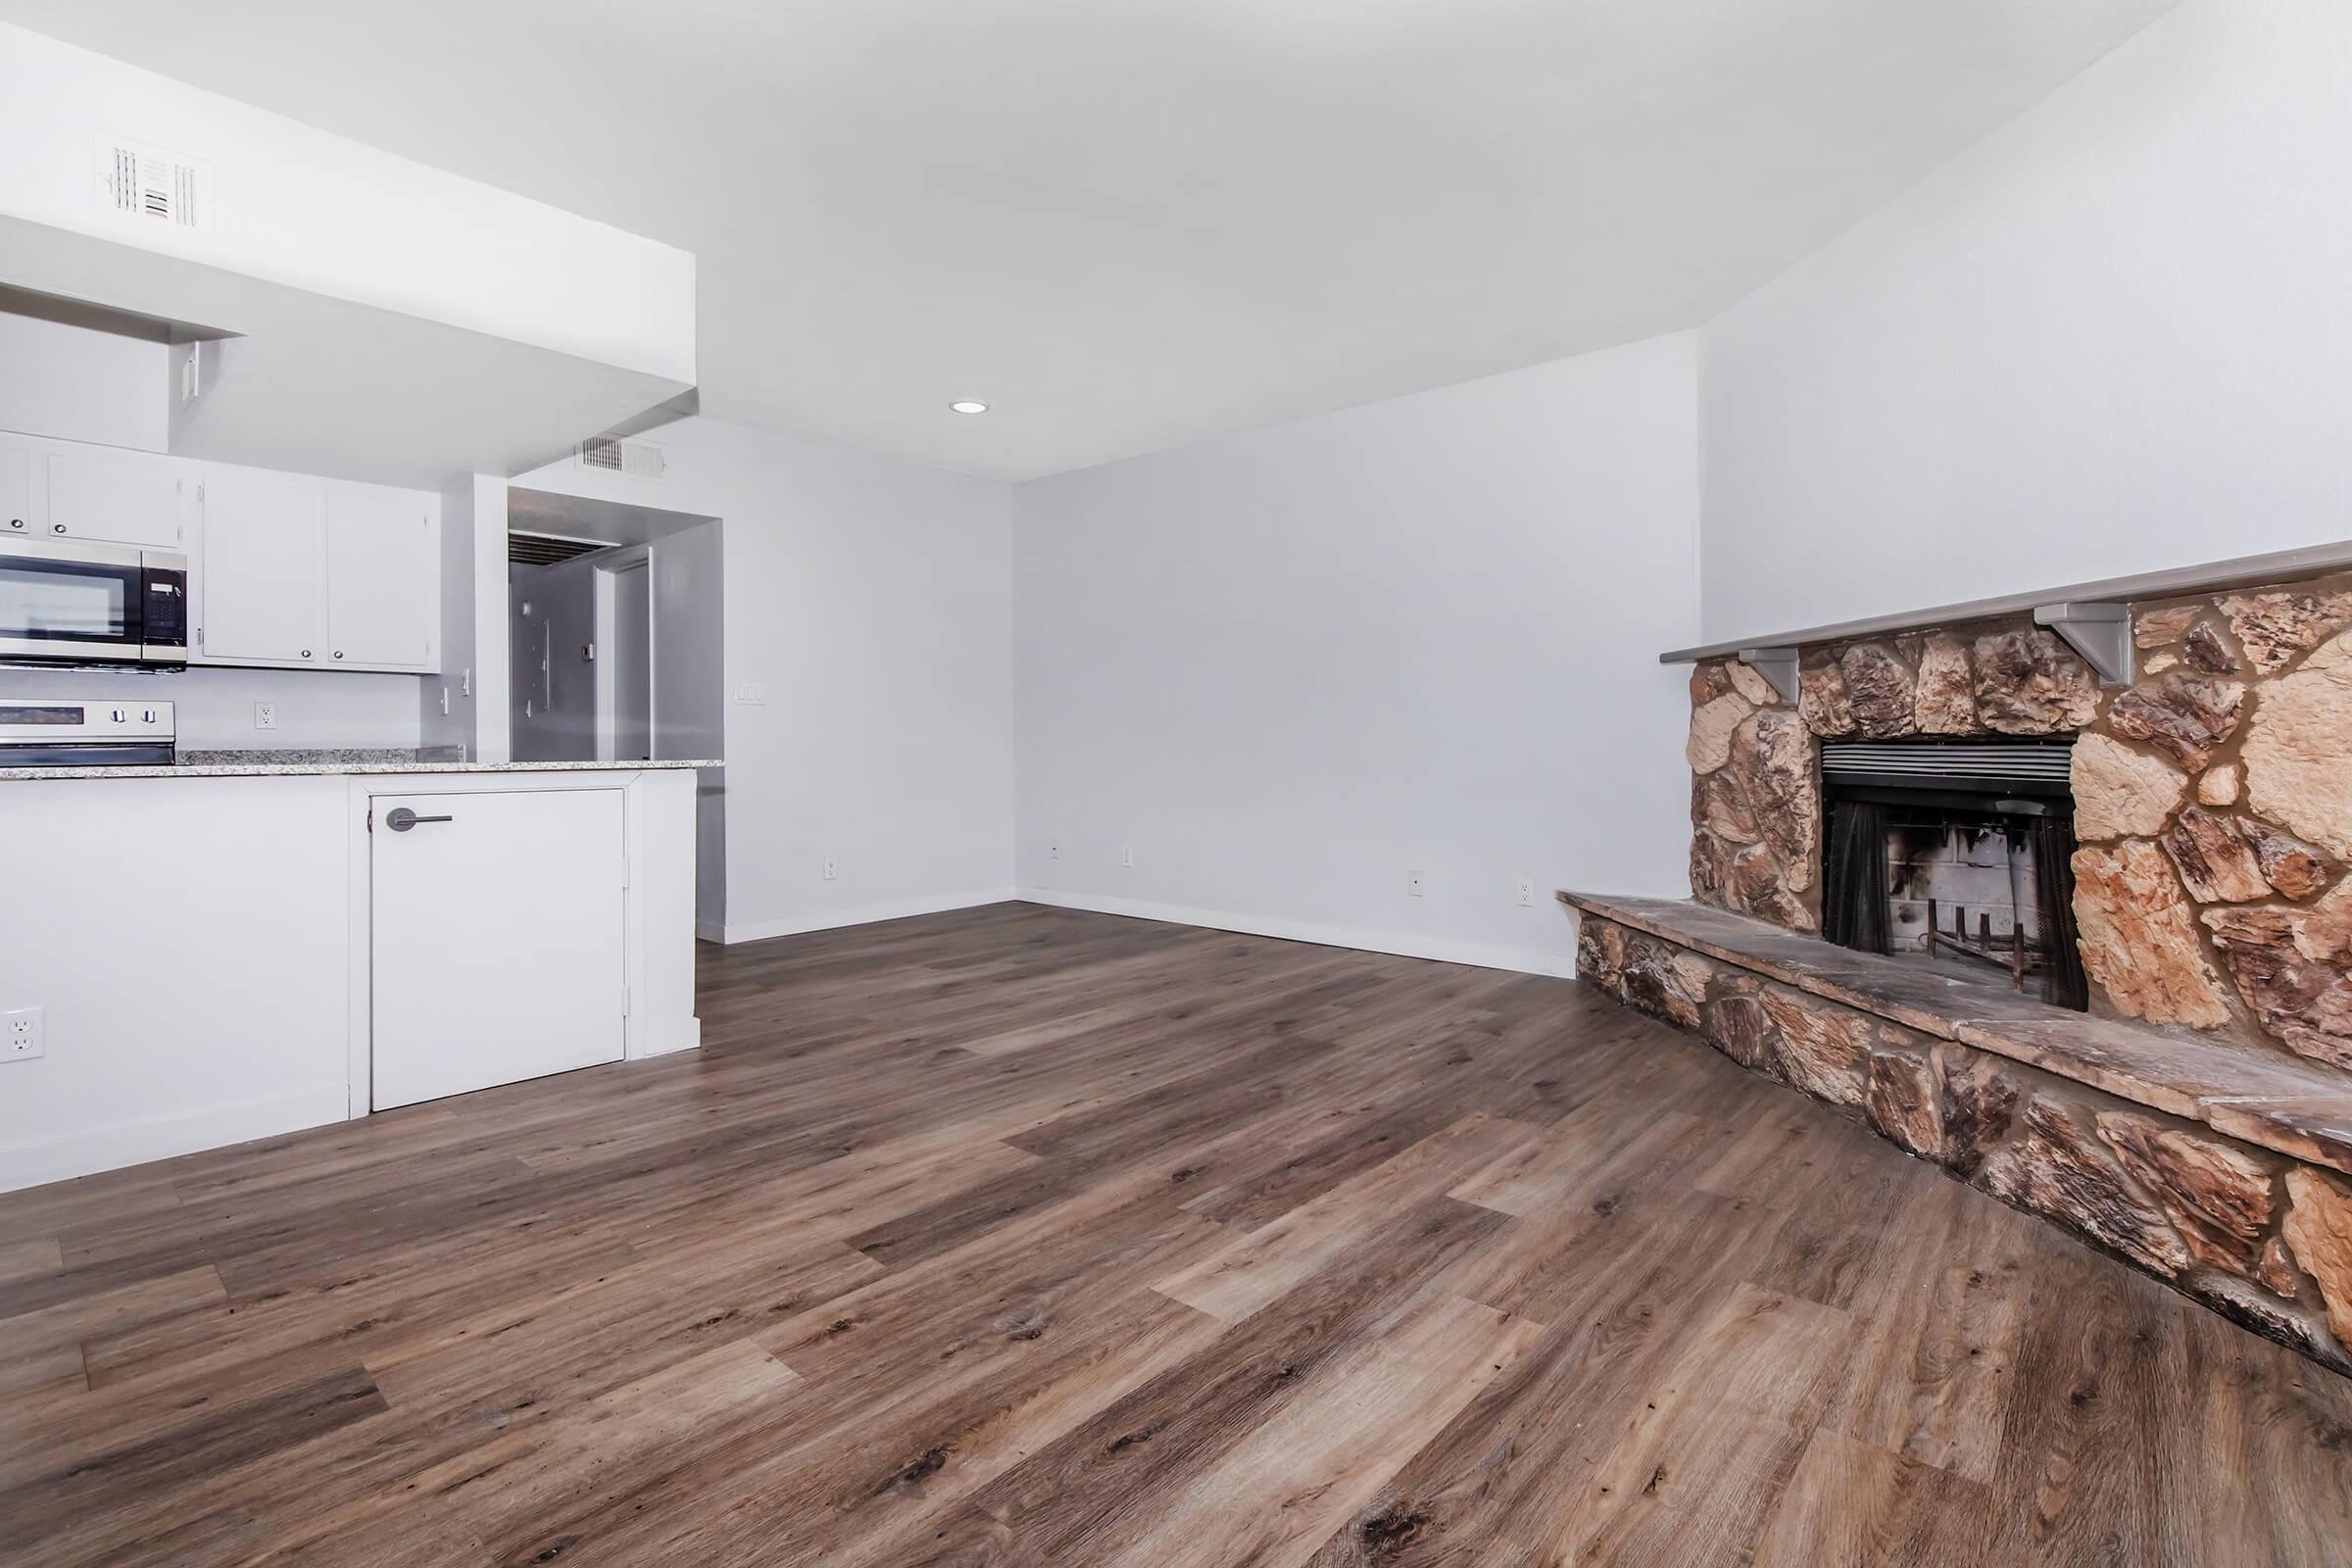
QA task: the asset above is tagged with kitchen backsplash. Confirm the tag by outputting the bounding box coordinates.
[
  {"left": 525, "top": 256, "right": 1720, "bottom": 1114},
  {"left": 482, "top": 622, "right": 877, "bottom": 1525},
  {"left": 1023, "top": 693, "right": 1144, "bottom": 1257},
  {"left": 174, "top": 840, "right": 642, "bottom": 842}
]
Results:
[{"left": 0, "top": 665, "right": 426, "bottom": 750}]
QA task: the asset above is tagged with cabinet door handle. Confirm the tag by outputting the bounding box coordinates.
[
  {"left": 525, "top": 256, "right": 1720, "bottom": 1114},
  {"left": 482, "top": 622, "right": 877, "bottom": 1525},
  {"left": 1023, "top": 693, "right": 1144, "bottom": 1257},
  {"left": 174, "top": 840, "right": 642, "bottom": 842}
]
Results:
[
  {"left": 51, "top": 522, "right": 66, "bottom": 534},
  {"left": 384, "top": 808, "right": 454, "bottom": 832},
  {"left": 333, "top": 651, "right": 345, "bottom": 660},
  {"left": 301, "top": 649, "right": 313, "bottom": 659},
  {"left": 6, "top": 518, "right": 22, "bottom": 529}
]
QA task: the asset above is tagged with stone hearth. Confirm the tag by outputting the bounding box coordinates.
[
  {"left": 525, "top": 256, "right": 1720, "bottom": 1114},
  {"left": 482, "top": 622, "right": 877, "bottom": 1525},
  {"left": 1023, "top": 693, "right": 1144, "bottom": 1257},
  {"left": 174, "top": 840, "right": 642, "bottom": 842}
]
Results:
[
  {"left": 1605, "top": 563, "right": 2352, "bottom": 1378},
  {"left": 1565, "top": 892, "right": 2352, "bottom": 1375}
]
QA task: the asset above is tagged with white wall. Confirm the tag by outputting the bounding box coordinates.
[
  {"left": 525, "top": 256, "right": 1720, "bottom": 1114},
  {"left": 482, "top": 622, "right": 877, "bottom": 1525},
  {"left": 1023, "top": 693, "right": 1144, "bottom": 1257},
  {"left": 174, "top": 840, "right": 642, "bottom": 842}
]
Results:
[
  {"left": 418, "top": 477, "right": 476, "bottom": 756},
  {"left": 646, "top": 523, "right": 729, "bottom": 930},
  {"left": 0, "top": 21, "right": 694, "bottom": 385},
  {"left": 1012, "top": 333, "right": 1700, "bottom": 975},
  {"left": 1700, "top": 0, "right": 2352, "bottom": 644},
  {"left": 0, "top": 314, "right": 168, "bottom": 451},
  {"left": 514, "top": 417, "right": 1015, "bottom": 940}
]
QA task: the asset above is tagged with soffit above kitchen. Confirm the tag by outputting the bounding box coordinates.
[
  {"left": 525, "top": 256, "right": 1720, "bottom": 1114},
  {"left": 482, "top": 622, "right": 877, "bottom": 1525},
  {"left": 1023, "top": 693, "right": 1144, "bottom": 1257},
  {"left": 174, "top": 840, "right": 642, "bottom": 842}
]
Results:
[
  {"left": 0, "top": 21, "right": 695, "bottom": 489},
  {"left": 0, "top": 0, "right": 2181, "bottom": 481}
]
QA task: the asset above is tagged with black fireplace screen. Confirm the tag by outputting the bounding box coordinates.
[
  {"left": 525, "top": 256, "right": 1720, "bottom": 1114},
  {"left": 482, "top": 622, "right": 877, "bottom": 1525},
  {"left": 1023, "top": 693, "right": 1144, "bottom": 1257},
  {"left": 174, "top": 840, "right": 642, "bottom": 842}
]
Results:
[{"left": 1819, "top": 739, "right": 2087, "bottom": 1012}]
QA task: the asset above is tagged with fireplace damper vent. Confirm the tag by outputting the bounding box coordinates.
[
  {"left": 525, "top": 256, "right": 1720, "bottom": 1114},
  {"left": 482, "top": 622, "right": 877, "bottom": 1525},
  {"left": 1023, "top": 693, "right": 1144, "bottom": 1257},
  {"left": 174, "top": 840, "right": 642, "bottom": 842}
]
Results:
[{"left": 1822, "top": 739, "right": 2073, "bottom": 795}]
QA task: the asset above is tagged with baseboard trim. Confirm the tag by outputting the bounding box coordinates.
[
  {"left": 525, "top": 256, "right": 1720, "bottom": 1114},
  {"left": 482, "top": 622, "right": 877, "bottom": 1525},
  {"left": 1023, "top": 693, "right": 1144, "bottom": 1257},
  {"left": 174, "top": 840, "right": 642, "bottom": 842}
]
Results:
[
  {"left": 0, "top": 1086, "right": 351, "bottom": 1195},
  {"left": 720, "top": 888, "right": 1020, "bottom": 945},
  {"left": 1014, "top": 888, "right": 1579, "bottom": 977}
]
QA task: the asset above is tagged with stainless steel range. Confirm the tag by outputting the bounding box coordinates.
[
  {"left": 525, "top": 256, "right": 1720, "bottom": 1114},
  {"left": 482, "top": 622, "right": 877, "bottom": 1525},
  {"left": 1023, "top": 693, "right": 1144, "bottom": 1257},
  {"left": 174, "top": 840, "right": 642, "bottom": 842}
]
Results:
[{"left": 0, "top": 699, "right": 175, "bottom": 767}]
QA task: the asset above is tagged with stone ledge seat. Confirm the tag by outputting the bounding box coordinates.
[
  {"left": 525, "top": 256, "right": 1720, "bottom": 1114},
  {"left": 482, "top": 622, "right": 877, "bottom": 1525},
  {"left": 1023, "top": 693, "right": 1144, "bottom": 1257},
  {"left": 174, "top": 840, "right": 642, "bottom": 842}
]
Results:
[{"left": 1558, "top": 890, "right": 2352, "bottom": 1177}]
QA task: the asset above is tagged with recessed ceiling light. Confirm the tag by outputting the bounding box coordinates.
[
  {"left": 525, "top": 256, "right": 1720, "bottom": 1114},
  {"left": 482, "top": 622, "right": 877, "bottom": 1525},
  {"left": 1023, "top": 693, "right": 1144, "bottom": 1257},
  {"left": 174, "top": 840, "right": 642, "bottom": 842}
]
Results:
[{"left": 949, "top": 400, "right": 989, "bottom": 415}]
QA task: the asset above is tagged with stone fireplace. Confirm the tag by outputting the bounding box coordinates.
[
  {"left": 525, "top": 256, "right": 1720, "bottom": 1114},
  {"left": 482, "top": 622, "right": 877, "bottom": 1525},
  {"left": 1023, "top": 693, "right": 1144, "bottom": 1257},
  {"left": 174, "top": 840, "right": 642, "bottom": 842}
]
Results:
[
  {"left": 1569, "top": 564, "right": 2352, "bottom": 1379},
  {"left": 1686, "top": 585, "right": 2352, "bottom": 1065}
]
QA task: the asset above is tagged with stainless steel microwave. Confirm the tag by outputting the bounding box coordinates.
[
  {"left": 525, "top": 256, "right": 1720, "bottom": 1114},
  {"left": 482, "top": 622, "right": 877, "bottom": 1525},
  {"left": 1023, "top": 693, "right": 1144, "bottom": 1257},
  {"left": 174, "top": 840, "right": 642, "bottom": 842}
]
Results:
[{"left": 0, "top": 535, "right": 188, "bottom": 667}]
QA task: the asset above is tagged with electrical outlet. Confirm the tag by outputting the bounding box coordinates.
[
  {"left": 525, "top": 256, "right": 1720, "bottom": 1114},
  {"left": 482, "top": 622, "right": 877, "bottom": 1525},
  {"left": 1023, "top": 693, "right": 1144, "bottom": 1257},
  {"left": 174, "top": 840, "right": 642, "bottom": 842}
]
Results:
[
  {"left": 1049, "top": 844, "right": 1060, "bottom": 859},
  {"left": 253, "top": 702, "right": 277, "bottom": 730},
  {"left": 1407, "top": 869, "right": 1426, "bottom": 898},
  {"left": 1516, "top": 877, "right": 1535, "bottom": 908},
  {"left": 822, "top": 857, "right": 838, "bottom": 881},
  {"left": 3, "top": 1007, "right": 42, "bottom": 1062},
  {"left": 1120, "top": 845, "right": 1135, "bottom": 868}
]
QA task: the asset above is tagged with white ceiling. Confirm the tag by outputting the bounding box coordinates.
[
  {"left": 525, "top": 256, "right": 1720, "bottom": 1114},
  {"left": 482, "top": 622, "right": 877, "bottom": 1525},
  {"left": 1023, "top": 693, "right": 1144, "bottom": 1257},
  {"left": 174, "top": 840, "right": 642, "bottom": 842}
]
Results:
[{"left": 1, "top": 0, "right": 2181, "bottom": 481}]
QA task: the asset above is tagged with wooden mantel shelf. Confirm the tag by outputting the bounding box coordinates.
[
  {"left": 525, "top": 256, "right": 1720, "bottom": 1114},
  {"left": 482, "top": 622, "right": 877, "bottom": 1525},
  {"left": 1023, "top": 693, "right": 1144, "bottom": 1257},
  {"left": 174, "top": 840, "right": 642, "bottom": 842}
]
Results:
[
  {"left": 1558, "top": 890, "right": 2352, "bottom": 1177},
  {"left": 1660, "top": 538, "right": 2352, "bottom": 664}
]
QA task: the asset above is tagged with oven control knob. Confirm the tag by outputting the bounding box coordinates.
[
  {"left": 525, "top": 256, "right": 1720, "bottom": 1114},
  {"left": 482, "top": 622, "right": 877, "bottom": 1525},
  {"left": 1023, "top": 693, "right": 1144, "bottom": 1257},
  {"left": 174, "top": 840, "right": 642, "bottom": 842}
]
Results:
[
  {"left": 111, "top": 709, "right": 126, "bottom": 723},
  {"left": 141, "top": 709, "right": 157, "bottom": 723}
]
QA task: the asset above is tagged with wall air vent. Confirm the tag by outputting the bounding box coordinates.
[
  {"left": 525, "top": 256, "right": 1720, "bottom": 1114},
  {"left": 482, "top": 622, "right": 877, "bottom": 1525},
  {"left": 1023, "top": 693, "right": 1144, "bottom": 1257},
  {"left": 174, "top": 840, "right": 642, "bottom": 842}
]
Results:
[
  {"left": 576, "top": 436, "right": 666, "bottom": 480},
  {"left": 96, "top": 134, "right": 211, "bottom": 231},
  {"left": 509, "top": 531, "right": 610, "bottom": 568}
]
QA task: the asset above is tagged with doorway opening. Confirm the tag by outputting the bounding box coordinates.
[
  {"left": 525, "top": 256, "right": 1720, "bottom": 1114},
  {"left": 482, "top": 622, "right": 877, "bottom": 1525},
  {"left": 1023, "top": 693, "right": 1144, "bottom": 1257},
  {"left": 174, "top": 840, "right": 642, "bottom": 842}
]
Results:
[{"left": 505, "top": 488, "right": 725, "bottom": 934}]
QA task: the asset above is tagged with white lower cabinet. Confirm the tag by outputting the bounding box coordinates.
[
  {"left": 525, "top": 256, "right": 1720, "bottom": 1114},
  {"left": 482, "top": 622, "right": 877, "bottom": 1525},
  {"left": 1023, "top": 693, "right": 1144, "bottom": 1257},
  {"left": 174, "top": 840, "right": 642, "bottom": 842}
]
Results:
[{"left": 369, "top": 788, "right": 627, "bottom": 1109}]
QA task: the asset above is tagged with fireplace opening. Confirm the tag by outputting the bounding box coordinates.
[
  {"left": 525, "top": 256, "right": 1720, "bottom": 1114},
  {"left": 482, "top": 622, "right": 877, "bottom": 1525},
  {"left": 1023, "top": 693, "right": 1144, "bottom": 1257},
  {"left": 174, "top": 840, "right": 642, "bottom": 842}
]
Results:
[{"left": 1820, "top": 738, "right": 2088, "bottom": 1011}]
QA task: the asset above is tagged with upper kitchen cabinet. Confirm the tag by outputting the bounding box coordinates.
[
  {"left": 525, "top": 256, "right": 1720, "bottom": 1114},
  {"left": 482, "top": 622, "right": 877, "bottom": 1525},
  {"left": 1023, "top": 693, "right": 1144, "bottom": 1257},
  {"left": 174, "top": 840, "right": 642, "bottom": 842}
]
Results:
[
  {"left": 0, "top": 432, "right": 184, "bottom": 547},
  {"left": 196, "top": 468, "right": 437, "bottom": 673},
  {"left": 325, "top": 486, "right": 436, "bottom": 669},
  {"left": 44, "top": 448, "right": 183, "bottom": 548},
  {"left": 197, "top": 468, "right": 326, "bottom": 665}
]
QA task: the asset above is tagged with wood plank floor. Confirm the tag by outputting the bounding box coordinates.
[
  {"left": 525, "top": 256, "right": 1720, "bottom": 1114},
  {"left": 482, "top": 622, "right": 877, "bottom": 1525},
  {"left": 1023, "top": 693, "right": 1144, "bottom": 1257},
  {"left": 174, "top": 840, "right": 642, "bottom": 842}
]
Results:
[{"left": 4, "top": 902, "right": 2350, "bottom": 1566}]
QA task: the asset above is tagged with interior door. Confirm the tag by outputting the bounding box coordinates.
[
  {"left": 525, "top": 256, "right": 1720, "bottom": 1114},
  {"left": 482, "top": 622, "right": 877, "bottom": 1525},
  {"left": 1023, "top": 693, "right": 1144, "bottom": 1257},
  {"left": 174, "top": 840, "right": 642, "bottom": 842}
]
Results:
[
  {"left": 370, "top": 788, "right": 626, "bottom": 1109},
  {"left": 200, "top": 470, "right": 327, "bottom": 663},
  {"left": 327, "top": 486, "right": 432, "bottom": 667}
]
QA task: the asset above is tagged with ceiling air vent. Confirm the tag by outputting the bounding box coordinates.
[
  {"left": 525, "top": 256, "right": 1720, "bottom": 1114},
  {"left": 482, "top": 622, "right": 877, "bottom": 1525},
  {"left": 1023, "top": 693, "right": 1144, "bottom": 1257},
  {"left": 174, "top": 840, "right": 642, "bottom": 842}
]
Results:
[
  {"left": 96, "top": 134, "right": 211, "bottom": 231},
  {"left": 509, "top": 531, "right": 610, "bottom": 568},
  {"left": 576, "top": 436, "right": 665, "bottom": 480}
]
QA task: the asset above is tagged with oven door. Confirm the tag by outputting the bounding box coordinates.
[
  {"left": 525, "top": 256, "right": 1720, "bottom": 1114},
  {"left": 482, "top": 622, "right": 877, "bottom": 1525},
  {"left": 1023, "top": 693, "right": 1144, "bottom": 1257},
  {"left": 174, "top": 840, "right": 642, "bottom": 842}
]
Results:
[{"left": 0, "top": 537, "right": 147, "bottom": 664}]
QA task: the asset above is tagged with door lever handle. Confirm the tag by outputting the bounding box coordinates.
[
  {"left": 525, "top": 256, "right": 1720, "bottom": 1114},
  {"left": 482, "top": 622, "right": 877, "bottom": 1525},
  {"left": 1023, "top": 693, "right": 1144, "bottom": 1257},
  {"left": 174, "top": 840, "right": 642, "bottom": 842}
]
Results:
[{"left": 384, "top": 808, "right": 455, "bottom": 832}]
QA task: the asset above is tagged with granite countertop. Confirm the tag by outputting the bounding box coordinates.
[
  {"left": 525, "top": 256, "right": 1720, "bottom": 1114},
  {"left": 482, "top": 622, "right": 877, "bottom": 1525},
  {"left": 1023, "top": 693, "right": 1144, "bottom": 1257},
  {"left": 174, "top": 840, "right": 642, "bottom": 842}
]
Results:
[{"left": 2, "top": 747, "right": 723, "bottom": 782}]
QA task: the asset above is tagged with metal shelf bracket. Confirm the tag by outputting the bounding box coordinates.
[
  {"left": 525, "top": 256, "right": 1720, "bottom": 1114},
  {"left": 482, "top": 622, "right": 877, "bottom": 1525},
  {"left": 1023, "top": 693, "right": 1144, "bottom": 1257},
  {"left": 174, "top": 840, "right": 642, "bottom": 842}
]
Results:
[
  {"left": 2032, "top": 602, "right": 2132, "bottom": 686},
  {"left": 1737, "top": 647, "right": 1801, "bottom": 705}
]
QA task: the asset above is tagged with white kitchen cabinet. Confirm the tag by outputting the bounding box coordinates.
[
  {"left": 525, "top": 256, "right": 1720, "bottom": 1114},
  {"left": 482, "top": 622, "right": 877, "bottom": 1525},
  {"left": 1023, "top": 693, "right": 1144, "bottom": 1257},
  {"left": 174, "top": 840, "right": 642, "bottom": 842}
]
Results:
[
  {"left": 369, "top": 787, "right": 628, "bottom": 1109},
  {"left": 0, "top": 445, "right": 28, "bottom": 535},
  {"left": 198, "top": 468, "right": 329, "bottom": 664},
  {"left": 326, "top": 486, "right": 435, "bottom": 668},
  {"left": 44, "top": 448, "right": 182, "bottom": 548},
  {"left": 196, "top": 469, "right": 439, "bottom": 672}
]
